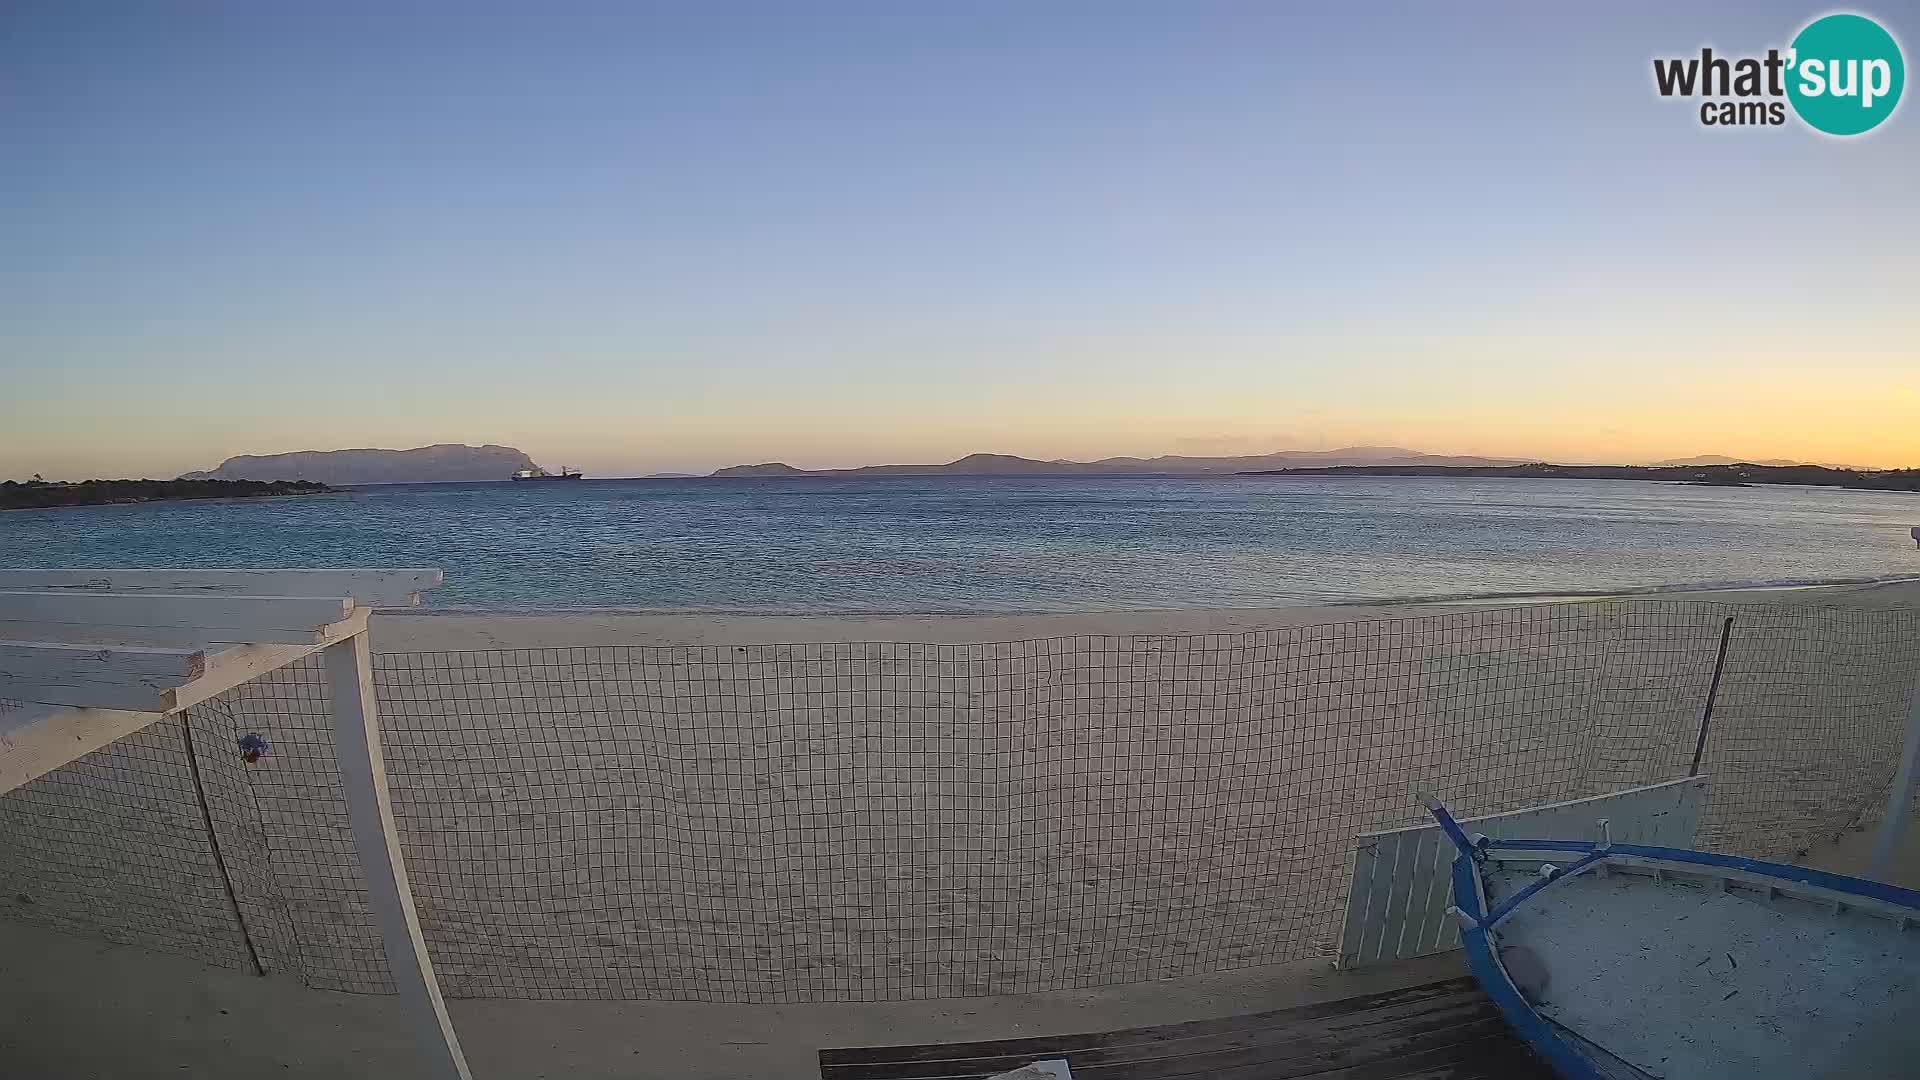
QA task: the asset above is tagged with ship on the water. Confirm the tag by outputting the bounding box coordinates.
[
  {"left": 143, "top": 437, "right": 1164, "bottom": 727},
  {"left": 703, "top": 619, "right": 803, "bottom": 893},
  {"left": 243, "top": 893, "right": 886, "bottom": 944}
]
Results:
[{"left": 510, "top": 465, "right": 583, "bottom": 481}]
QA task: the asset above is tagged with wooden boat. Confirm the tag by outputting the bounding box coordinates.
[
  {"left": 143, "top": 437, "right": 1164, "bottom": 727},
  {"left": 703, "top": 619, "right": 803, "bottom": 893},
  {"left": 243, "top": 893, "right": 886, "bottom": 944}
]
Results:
[{"left": 1426, "top": 798, "right": 1920, "bottom": 1079}]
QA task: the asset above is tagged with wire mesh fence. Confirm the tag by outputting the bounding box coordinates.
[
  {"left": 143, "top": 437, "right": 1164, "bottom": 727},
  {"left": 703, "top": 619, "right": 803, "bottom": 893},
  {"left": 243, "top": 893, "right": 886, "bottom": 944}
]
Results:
[
  {"left": 0, "top": 709, "right": 252, "bottom": 968},
  {"left": 2, "top": 600, "right": 1916, "bottom": 1002}
]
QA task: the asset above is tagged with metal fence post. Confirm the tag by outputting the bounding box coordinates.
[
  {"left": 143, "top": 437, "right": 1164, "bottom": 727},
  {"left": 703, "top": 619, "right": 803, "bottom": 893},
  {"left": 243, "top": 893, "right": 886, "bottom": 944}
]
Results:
[{"left": 1688, "top": 616, "right": 1736, "bottom": 777}]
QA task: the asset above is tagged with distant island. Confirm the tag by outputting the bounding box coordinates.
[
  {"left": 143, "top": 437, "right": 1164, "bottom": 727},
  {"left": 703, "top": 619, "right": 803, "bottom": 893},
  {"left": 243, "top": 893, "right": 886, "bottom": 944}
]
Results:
[
  {"left": 184, "top": 443, "right": 537, "bottom": 485},
  {"left": 2, "top": 477, "right": 335, "bottom": 510},
  {"left": 1648, "top": 455, "right": 1810, "bottom": 468},
  {"left": 1241, "top": 462, "right": 1920, "bottom": 493},
  {"left": 155, "top": 443, "right": 1906, "bottom": 487},
  {"left": 712, "top": 447, "right": 1528, "bottom": 477}
]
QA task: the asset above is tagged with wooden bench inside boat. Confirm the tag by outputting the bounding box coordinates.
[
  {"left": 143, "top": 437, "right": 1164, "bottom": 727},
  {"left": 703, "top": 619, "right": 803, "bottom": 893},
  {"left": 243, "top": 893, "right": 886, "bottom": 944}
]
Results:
[{"left": 817, "top": 976, "right": 1551, "bottom": 1080}]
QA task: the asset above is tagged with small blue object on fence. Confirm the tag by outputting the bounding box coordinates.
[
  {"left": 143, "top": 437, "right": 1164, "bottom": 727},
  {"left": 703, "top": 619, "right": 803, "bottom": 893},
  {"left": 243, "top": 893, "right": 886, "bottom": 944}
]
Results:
[{"left": 237, "top": 733, "right": 270, "bottom": 764}]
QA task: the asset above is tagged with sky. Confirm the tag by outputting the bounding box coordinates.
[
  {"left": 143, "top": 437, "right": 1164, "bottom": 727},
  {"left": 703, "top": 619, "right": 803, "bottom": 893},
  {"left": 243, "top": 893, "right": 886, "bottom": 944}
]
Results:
[{"left": 3, "top": 2, "right": 1916, "bottom": 479}]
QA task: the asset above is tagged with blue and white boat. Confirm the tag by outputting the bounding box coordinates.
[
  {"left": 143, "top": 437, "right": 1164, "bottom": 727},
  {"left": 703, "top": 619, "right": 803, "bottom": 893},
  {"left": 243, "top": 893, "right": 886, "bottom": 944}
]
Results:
[{"left": 1427, "top": 798, "right": 1920, "bottom": 1079}]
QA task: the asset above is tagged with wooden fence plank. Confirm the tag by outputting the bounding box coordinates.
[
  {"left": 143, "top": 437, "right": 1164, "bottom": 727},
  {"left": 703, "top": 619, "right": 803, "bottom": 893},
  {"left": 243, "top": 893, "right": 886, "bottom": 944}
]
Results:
[
  {"left": 1394, "top": 829, "right": 1444, "bottom": 962},
  {"left": 0, "top": 621, "right": 323, "bottom": 647},
  {"left": 325, "top": 633, "right": 471, "bottom": 1079},
  {"left": 0, "top": 672, "right": 175, "bottom": 712},
  {"left": 0, "top": 614, "right": 366, "bottom": 711},
  {"left": 0, "top": 640, "right": 208, "bottom": 711},
  {"left": 1337, "top": 840, "right": 1380, "bottom": 969},
  {"left": 0, "top": 640, "right": 206, "bottom": 677},
  {"left": 0, "top": 592, "right": 354, "bottom": 631}
]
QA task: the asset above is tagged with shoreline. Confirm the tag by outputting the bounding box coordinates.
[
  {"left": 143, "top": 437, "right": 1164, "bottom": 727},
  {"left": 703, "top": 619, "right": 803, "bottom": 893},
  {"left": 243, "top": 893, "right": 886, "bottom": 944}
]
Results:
[{"left": 372, "top": 575, "right": 1920, "bottom": 650}]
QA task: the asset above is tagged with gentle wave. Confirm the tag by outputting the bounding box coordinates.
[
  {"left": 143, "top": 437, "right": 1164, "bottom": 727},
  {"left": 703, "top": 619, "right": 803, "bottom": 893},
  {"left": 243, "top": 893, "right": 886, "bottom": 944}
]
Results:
[
  {"left": 6, "top": 475, "right": 1918, "bottom": 611},
  {"left": 386, "top": 574, "right": 1920, "bottom": 617},
  {"left": 1395, "top": 573, "right": 1920, "bottom": 606}
]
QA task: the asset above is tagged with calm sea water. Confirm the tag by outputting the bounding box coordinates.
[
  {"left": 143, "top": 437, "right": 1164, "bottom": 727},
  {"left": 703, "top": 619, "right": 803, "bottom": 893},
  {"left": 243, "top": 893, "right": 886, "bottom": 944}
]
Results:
[{"left": 3, "top": 476, "right": 1917, "bottom": 611}]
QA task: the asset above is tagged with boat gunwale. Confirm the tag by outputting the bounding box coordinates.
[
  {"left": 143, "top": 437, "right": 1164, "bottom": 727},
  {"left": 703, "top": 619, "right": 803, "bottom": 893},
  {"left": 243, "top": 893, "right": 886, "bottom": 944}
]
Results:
[
  {"left": 1480, "top": 840, "right": 1920, "bottom": 912},
  {"left": 1452, "top": 854, "right": 1609, "bottom": 1079}
]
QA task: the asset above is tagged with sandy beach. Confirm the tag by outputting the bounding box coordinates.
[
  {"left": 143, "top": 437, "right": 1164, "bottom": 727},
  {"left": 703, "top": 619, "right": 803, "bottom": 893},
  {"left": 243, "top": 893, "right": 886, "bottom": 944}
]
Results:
[
  {"left": 7, "top": 572, "right": 1920, "bottom": 1077},
  {"left": 174, "top": 579, "right": 1891, "bottom": 1003},
  {"left": 371, "top": 578, "right": 1920, "bottom": 650},
  {"left": 5, "top": 579, "right": 1918, "bottom": 1006},
  {"left": 3, "top": 581, "right": 1920, "bottom": 1077}
]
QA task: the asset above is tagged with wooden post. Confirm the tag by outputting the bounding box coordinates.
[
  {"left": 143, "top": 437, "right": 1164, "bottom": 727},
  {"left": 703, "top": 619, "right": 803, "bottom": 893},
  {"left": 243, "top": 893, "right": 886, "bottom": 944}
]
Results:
[
  {"left": 1688, "top": 616, "right": 1736, "bottom": 777},
  {"left": 325, "top": 632, "right": 472, "bottom": 1080},
  {"left": 1869, "top": 669, "right": 1920, "bottom": 881}
]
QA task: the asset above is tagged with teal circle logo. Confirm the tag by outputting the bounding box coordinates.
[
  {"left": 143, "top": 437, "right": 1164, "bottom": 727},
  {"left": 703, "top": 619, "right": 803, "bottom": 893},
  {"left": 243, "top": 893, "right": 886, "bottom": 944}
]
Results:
[{"left": 1786, "top": 13, "right": 1904, "bottom": 135}]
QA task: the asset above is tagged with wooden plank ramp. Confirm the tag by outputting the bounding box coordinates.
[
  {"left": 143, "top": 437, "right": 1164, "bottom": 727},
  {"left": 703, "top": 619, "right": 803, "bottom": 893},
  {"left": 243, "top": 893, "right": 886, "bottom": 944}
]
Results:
[
  {"left": 816, "top": 977, "right": 1550, "bottom": 1080},
  {"left": 1338, "top": 777, "right": 1708, "bottom": 969}
]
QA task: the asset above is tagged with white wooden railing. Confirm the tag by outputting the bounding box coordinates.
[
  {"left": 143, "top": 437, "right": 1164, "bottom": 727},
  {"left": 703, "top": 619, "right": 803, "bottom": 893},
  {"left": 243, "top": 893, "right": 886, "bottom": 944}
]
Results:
[{"left": 0, "top": 568, "right": 469, "bottom": 1080}]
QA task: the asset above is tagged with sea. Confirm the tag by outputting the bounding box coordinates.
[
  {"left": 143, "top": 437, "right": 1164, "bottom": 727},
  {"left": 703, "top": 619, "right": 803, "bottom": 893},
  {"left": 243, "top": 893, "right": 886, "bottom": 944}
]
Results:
[{"left": 4, "top": 476, "right": 1917, "bottom": 612}]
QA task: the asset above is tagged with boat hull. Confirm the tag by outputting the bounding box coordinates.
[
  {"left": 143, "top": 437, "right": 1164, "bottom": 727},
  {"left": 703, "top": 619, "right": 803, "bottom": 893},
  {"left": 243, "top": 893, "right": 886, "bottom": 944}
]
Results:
[{"left": 1448, "top": 837, "right": 1920, "bottom": 1079}]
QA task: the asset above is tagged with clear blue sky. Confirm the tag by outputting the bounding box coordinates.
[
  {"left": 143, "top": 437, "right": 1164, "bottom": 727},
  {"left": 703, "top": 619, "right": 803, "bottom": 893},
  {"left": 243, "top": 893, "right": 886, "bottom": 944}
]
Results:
[{"left": 3, "top": 2, "right": 1915, "bottom": 478}]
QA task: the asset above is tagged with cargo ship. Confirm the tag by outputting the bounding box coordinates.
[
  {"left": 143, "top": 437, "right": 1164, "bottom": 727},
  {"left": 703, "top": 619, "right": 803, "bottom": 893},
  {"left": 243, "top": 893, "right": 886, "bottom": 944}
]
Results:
[{"left": 510, "top": 466, "right": 583, "bottom": 481}]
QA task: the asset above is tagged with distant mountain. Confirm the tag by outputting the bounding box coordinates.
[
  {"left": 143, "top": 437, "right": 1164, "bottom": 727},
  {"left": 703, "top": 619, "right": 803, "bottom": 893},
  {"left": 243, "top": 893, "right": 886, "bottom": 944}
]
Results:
[
  {"left": 1245, "top": 461, "right": 1920, "bottom": 493},
  {"left": 182, "top": 443, "right": 537, "bottom": 485},
  {"left": 1649, "top": 455, "right": 1806, "bottom": 467},
  {"left": 711, "top": 447, "right": 1528, "bottom": 478}
]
